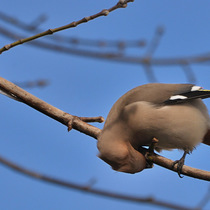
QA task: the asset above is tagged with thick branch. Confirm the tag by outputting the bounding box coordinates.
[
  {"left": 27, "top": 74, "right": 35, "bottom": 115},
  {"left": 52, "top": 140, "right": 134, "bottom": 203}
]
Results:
[
  {"left": 0, "top": 77, "right": 100, "bottom": 139},
  {"left": 139, "top": 147, "right": 210, "bottom": 181},
  {"left": 0, "top": 154, "right": 193, "bottom": 210},
  {"left": 0, "top": 76, "right": 210, "bottom": 181}
]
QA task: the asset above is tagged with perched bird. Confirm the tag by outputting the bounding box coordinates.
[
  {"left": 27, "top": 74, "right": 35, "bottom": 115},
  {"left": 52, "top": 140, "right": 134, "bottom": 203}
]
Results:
[{"left": 97, "top": 83, "right": 210, "bottom": 176}]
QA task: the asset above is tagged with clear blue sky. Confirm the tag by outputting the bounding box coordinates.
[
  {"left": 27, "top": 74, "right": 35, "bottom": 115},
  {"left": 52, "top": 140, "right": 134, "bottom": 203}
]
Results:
[{"left": 1, "top": 1, "right": 210, "bottom": 210}]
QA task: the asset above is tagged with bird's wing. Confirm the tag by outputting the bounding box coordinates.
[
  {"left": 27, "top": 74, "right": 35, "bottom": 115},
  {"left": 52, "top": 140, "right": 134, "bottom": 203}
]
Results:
[
  {"left": 164, "top": 86, "right": 210, "bottom": 105},
  {"left": 203, "top": 129, "right": 210, "bottom": 146}
]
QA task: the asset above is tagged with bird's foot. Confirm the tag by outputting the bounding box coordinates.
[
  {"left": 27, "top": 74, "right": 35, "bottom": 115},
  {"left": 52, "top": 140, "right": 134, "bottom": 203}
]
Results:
[
  {"left": 172, "top": 160, "right": 184, "bottom": 178},
  {"left": 148, "top": 137, "right": 159, "bottom": 153},
  {"left": 172, "top": 151, "right": 188, "bottom": 178},
  {"left": 145, "top": 137, "right": 159, "bottom": 169}
]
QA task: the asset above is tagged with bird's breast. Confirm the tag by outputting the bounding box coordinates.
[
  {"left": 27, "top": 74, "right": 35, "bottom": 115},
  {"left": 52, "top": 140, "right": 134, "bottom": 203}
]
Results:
[{"left": 123, "top": 101, "right": 210, "bottom": 151}]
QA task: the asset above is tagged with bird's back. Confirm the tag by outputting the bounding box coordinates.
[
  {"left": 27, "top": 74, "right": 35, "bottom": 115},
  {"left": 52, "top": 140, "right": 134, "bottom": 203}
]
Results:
[{"left": 104, "top": 83, "right": 194, "bottom": 128}]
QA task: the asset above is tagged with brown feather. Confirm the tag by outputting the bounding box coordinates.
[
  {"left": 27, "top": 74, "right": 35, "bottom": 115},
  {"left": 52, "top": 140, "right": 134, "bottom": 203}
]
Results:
[{"left": 203, "top": 129, "right": 210, "bottom": 146}]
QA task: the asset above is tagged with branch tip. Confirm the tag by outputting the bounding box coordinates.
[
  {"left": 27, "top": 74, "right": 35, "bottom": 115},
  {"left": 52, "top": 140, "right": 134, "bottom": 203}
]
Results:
[{"left": 0, "top": 0, "right": 133, "bottom": 54}]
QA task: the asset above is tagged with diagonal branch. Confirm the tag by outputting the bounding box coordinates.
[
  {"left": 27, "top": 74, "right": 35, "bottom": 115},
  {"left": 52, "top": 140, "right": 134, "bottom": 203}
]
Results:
[
  {"left": 181, "top": 63, "right": 196, "bottom": 83},
  {"left": 145, "top": 26, "right": 164, "bottom": 57},
  {"left": 0, "top": 76, "right": 101, "bottom": 139},
  {"left": 0, "top": 76, "right": 210, "bottom": 181},
  {"left": 1, "top": 25, "right": 210, "bottom": 67},
  {"left": 0, "top": 0, "right": 134, "bottom": 54},
  {"left": 0, "top": 11, "right": 47, "bottom": 31},
  {"left": 15, "top": 79, "right": 49, "bottom": 88},
  {"left": 139, "top": 147, "right": 210, "bottom": 181},
  {"left": 0, "top": 11, "right": 146, "bottom": 50},
  {"left": 196, "top": 185, "right": 210, "bottom": 209},
  {"left": 0, "top": 154, "right": 194, "bottom": 210}
]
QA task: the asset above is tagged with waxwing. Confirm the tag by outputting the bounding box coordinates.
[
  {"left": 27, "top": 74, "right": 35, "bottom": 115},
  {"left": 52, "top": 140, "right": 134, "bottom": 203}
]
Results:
[{"left": 97, "top": 83, "right": 210, "bottom": 176}]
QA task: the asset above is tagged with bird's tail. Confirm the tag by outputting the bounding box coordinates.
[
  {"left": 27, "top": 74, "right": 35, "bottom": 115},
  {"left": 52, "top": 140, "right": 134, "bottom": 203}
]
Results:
[{"left": 203, "top": 130, "right": 210, "bottom": 146}]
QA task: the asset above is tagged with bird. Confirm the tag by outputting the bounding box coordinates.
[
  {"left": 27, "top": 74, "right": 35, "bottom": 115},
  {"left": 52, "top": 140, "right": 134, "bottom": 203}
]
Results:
[{"left": 97, "top": 83, "right": 210, "bottom": 177}]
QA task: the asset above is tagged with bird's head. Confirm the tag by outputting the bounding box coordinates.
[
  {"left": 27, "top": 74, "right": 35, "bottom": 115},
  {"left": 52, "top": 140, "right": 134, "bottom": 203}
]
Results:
[{"left": 97, "top": 140, "right": 146, "bottom": 174}]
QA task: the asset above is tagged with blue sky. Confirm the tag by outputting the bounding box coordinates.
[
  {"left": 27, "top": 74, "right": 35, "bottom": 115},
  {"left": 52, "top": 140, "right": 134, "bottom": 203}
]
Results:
[{"left": 1, "top": 1, "right": 210, "bottom": 210}]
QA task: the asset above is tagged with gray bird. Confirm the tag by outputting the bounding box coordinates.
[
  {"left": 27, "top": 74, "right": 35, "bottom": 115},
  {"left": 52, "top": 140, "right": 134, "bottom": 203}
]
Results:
[{"left": 97, "top": 83, "right": 210, "bottom": 176}]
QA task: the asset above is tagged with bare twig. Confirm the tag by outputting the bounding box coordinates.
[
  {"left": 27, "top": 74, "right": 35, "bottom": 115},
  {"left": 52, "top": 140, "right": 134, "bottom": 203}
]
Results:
[
  {"left": 196, "top": 185, "right": 210, "bottom": 209},
  {"left": 1, "top": 25, "right": 210, "bottom": 68},
  {"left": 28, "top": 14, "right": 47, "bottom": 30},
  {"left": 141, "top": 26, "right": 164, "bottom": 82},
  {"left": 182, "top": 64, "right": 196, "bottom": 83},
  {"left": 78, "top": 116, "right": 105, "bottom": 123},
  {"left": 0, "top": 0, "right": 134, "bottom": 54},
  {"left": 0, "top": 76, "right": 210, "bottom": 181},
  {"left": 145, "top": 26, "right": 164, "bottom": 57},
  {"left": 0, "top": 154, "right": 194, "bottom": 210},
  {"left": 143, "top": 64, "right": 157, "bottom": 82},
  {"left": 0, "top": 25, "right": 124, "bottom": 59},
  {"left": 0, "top": 11, "right": 146, "bottom": 49},
  {"left": 15, "top": 79, "right": 49, "bottom": 88},
  {"left": 0, "top": 11, "right": 47, "bottom": 31}
]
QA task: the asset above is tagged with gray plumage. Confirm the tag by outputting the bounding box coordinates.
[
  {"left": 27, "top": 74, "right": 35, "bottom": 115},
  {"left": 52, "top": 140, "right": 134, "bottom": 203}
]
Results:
[{"left": 97, "top": 83, "right": 210, "bottom": 174}]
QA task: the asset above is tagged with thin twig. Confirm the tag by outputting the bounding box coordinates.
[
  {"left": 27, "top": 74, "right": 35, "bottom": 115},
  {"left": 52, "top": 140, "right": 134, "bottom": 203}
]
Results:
[
  {"left": 145, "top": 26, "right": 164, "bottom": 57},
  {"left": 78, "top": 116, "right": 105, "bottom": 123},
  {"left": 0, "top": 11, "right": 47, "bottom": 31},
  {"left": 1, "top": 25, "right": 210, "bottom": 67},
  {"left": 141, "top": 26, "right": 164, "bottom": 82},
  {"left": 196, "top": 185, "right": 210, "bottom": 209},
  {"left": 143, "top": 64, "right": 157, "bottom": 82},
  {"left": 182, "top": 64, "right": 196, "bottom": 83},
  {"left": 15, "top": 79, "right": 49, "bottom": 88},
  {"left": 0, "top": 11, "right": 146, "bottom": 49},
  {"left": 0, "top": 154, "right": 194, "bottom": 210},
  {"left": 28, "top": 14, "right": 47, "bottom": 30},
  {"left": 0, "top": 0, "right": 134, "bottom": 54}
]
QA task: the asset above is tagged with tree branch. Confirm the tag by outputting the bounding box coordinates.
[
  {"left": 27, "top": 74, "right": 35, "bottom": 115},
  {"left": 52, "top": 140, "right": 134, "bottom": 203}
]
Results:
[
  {"left": 0, "top": 11, "right": 146, "bottom": 50},
  {"left": 1, "top": 25, "right": 210, "bottom": 68},
  {"left": 139, "top": 147, "right": 210, "bottom": 181},
  {"left": 0, "top": 154, "right": 194, "bottom": 210},
  {"left": 0, "top": 11, "right": 47, "bottom": 31},
  {"left": 0, "top": 76, "right": 100, "bottom": 139},
  {"left": 0, "top": 76, "right": 210, "bottom": 181},
  {"left": 196, "top": 185, "right": 210, "bottom": 209},
  {"left": 0, "top": 0, "right": 134, "bottom": 54},
  {"left": 14, "top": 79, "right": 49, "bottom": 88}
]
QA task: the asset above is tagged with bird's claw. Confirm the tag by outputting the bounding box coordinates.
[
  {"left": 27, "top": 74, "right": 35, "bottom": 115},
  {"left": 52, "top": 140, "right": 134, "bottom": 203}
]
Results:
[
  {"left": 145, "top": 137, "right": 159, "bottom": 169},
  {"left": 172, "top": 159, "right": 184, "bottom": 178},
  {"left": 172, "top": 151, "right": 188, "bottom": 178},
  {"left": 148, "top": 137, "right": 159, "bottom": 153}
]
